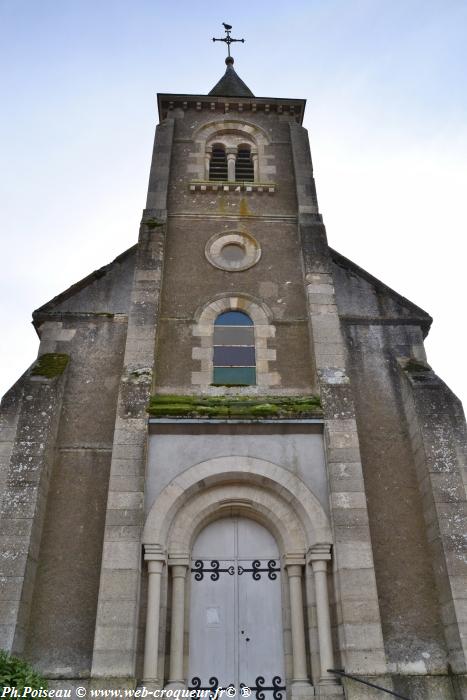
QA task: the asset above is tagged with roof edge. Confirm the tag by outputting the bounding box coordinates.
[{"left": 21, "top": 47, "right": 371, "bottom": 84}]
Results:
[
  {"left": 330, "top": 247, "right": 433, "bottom": 335},
  {"left": 33, "top": 244, "right": 138, "bottom": 323}
]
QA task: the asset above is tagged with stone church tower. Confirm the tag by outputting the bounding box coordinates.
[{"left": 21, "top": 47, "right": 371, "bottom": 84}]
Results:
[{"left": 1, "top": 44, "right": 467, "bottom": 700}]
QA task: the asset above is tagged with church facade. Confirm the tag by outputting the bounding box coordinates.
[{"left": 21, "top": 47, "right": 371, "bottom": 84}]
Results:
[{"left": 1, "top": 49, "right": 467, "bottom": 700}]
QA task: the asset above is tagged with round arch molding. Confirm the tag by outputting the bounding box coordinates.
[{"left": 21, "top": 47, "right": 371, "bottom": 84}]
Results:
[
  {"left": 167, "top": 484, "right": 306, "bottom": 558},
  {"left": 193, "top": 118, "right": 271, "bottom": 147},
  {"left": 142, "top": 456, "right": 332, "bottom": 552}
]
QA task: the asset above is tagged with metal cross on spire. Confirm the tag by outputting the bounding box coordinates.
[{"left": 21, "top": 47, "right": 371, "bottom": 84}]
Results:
[{"left": 212, "top": 22, "right": 245, "bottom": 59}]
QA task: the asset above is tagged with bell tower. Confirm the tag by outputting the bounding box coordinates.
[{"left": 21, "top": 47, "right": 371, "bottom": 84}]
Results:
[
  {"left": 91, "top": 27, "right": 382, "bottom": 698},
  {"left": 149, "top": 54, "right": 318, "bottom": 395}
]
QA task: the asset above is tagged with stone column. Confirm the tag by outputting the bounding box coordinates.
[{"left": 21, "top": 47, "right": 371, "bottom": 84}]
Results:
[
  {"left": 308, "top": 545, "right": 336, "bottom": 687},
  {"left": 166, "top": 561, "right": 189, "bottom": 689},
  {"left": 205, "top": 147, "right": 212, "bottom": 180},
  {"left": 285, "top": 559, "right": 312, "bottom": 691},
  {"left": 227, "top": 149, "right": 236, "bottom": 181},
  {"left": 252, "top": 151, "right": 259, "bottom": 181},
  {"left": 143, "top": 547, "right": 165, "bottom": 687}
]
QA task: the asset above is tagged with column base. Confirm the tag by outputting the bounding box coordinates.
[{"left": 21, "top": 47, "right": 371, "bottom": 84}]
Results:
[
  {"left": 314, "top": 684, "right": 344, "bottom": 697},
  {"left": 291, "top": 680, "right": 314, "bottom": 700},
  {"left": 165, "top": 681, "right": 186, "bottom": 690},
  {"left": 141, "top": 680, "right": 163, "bottom": 692}
]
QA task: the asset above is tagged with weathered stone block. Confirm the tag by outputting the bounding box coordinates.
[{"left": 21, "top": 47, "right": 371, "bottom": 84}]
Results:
[
  {"left": 94, "top": 622, "right": 138, "bottom": 651},
  {"left": 335, "top": 542, "right": 373, "bottom": 569},
  {"left": 102, "top": 541, "right": 140, "bottom": 570}
]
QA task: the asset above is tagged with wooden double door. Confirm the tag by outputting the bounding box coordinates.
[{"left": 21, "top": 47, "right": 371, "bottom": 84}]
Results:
[{"left": 188, "top": 517, "right": 286, "bottom": 698}]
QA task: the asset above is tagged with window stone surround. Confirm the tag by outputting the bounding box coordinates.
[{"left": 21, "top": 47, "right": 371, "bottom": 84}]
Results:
[
  {"left": 205, "top": 230, "right": 261, "bottom": 272},
  {"left": 191, "top": 295, "right": 279, "bottom": 390},
  {"left": 187, "top": 118, "right": 276, "bottom": 185}
]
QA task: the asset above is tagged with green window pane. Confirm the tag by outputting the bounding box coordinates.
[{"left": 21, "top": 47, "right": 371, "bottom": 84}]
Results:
[{"left": 213, "top": 367, "right": 256, "bottom": 385}]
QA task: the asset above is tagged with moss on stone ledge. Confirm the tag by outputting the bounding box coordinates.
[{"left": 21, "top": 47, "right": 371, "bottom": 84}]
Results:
[
  {"left": 403, "top": 358, "right": 432, "bottom": 373},
  {"left": 30, "top": 353, "right": 70, "bottom": 378},
  {"left": 147, "top": 394, "right": 322, "bottom": 419},
  {"left": 144, "top": 217, "right": 164, "bottom": 229}
]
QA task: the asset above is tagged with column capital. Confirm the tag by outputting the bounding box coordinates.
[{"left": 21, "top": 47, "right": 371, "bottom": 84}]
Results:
[
  {"left": 168, "top": 553, "right": 190, "bottom": 568},
  {"left": 307, "top": 543, "right": 332, "bottom": 564},
  {"left": 286, "top": 564, "right": 305, "bottom": 579},
  {"left": 148, "top": 559, "right": 165, "bottom": 575},
  {"left": 311, "top": 560, "right": 328, "bottom": 574},
  {"left": 283, "top": 553, "right": 306, "bottom": 570},
  {"left": 169, "top": 557, "right": 189, "bottom": 580},
  {"left": 144, "top": 543, "right": 167, "bottom": 563}
]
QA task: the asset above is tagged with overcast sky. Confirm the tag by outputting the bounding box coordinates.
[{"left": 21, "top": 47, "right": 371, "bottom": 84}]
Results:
[{"left": 1, "top": 0, "right": 466, "bottom": 410}]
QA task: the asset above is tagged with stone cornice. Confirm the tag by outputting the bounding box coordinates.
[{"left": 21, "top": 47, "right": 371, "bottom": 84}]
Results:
[{"left": 157, "top": 93, "right": 306, "bottom": 124}]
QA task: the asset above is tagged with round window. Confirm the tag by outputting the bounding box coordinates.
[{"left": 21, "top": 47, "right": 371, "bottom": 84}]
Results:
[
  {"left": 205, "top": 232, "right": 261, "bottom": 272},
  {"left": 221, "top": 243, "right": 246, "bottom": 263}
]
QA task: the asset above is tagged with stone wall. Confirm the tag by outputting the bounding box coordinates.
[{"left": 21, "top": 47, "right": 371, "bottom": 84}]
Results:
[
  {"left": 0, "top": 250, "right": 136, "bottom": 676},
  {"left": 23, "top": 318, "right": 128, "bottom": 677},
  {"left": 333, "top": 255, "right": 467, "bottom": 697},
  {"left": 344, "top": 324, "right": 449, "bottom": 670}
]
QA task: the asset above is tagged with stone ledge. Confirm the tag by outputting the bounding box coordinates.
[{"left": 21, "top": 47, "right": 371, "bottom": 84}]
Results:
[
  {"left": 189, "top": 180, "right": 276, "bottom": 194},
  {"left": 146, "top": 394, "right": 322, "bottom": 419}
]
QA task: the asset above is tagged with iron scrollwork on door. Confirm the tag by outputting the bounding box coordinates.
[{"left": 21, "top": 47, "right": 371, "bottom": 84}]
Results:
[
  {"left": 242, "top": 676, "right": 286, "bottom": 700},
  {"left": 188, "top": 678, "right": 237, "bottom": 696},
  {"left": 192, "top": 559, "right": 280, "bottom": 581},
  {"left": 189, "top": 677, "right": 286, "bottom": 700},
  {"left": 238, "top": 559, "right": 280, "bottom": 580},
  {"left": 191, "top": 560, "right": 235, "bottom": 581},
  {"left": 188, "top": 677, "right": 221, "bottom": 692}
]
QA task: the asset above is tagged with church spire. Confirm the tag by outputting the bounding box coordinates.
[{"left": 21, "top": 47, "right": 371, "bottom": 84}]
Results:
[
  {"left": 209, "top": 56, "right": 255, "bottom": 98},
  {"left": 209, "top": 23, "right": 254, "bottom": 98}
]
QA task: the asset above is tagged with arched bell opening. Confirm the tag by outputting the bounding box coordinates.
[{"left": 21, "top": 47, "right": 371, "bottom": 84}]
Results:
[
  {"left": 209, "top": 143, "right": 228, "bottom": 181},
  {"left": 235, "top": 144, "right": 254, "bottom": 182}
]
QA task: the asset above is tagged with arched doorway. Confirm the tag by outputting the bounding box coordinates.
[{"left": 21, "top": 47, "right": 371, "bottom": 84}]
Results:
[
  {"left": 141, "top": 458, "right": 337, "bottom": 692},
  {"left": 188, "top": 517, "right": 286, "bottom": 697}
]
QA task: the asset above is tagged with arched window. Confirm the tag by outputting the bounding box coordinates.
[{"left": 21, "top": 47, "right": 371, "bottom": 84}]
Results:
[
  {"left": 235, "top": 145, "right": 254, "bottom": 182},
  {"left": 213, "top": 311, "right": 256, "bottom": 385},
  {"left": 209, "top": 144, "right": 228, "bottom": 181}
]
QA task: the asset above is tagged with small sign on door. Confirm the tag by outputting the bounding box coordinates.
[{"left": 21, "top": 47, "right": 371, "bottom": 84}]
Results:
[{"left": 206, "top": 606, "right": 221, "bottom": 627}]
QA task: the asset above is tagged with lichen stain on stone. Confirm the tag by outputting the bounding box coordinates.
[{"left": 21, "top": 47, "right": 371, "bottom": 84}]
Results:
[
  {"left": 239, "top": 197, "right": 251, "bottom": 217},
  {"left": 1, "top": 550, "right": 22, "bottom": 560},
  {"left": 30, "top": 353, "right": 70, "bottom": 378},
  {"left": 127, "top": 367, "right": 153, "bottom": 384},
  {"left": 218, "top": 194, "right": 226, "bottom": 215}
]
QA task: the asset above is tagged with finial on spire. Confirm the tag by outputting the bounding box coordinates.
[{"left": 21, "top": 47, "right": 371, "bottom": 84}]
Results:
[{"left": 212, "top": 22, "right": 245, "bottom": 60}]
